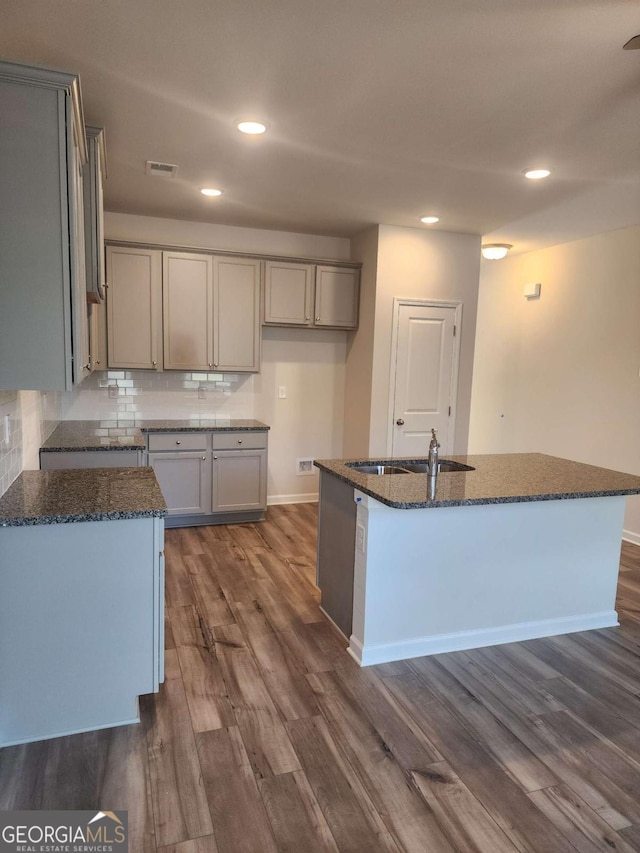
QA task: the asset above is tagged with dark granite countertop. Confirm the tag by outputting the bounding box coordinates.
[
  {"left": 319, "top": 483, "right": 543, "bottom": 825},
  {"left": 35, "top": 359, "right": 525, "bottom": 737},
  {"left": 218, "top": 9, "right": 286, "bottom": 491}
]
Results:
[
  {"left": 40, "top": 419, "right": 270, "bottom": 452},
  {"left": 41, "top": 420, "right": 146, "bottom": 452},
  {"left": 0, "top": 467, "right": 167, "bottom": 526},
  {"left": 135, "top": 418, "right": 270, "bottom": 433},
  {"left": 314, "top": 453, "right": 640, "bottom": 509}
]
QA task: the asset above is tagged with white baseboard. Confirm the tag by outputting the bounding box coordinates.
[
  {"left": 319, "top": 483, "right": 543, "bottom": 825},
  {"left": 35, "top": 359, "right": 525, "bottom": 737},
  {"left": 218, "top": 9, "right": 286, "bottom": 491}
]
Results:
[
  {"left": 623, "top": 529, "right": 640, "bottom": 546},
  {"left": 267, "top": 493, "right": 318, "bottom": 506},
  {"left": 348, "top": 611, "right": 619, "bottom": 667}
]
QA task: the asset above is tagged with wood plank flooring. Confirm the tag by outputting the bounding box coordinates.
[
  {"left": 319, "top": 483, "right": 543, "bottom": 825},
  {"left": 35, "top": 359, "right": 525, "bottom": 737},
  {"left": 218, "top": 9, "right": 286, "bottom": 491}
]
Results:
[{"left": 2, "top": 506, "right": 640, "bottom": 852}]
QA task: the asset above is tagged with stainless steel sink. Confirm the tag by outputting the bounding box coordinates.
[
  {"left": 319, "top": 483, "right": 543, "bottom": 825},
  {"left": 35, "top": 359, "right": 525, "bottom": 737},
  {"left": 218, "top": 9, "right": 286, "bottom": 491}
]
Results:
[
  {"left": 347, "top": 464, "right": 410, "bottom": 475},
  {"left": 399, "top": 460, "right": 475, "bottom": 473}
]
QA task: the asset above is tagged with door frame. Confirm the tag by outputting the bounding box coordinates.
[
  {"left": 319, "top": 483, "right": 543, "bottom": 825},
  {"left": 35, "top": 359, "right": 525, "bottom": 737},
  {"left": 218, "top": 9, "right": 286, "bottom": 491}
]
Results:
[{"left": 387, "top": 298, "right": 463, "bottom": 456}]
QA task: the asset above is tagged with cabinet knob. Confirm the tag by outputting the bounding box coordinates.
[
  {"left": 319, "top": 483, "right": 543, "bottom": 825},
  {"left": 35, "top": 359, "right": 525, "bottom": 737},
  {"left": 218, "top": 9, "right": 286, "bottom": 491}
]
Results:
[
  {"left": 315, "top": 316, "right": 320, "bottom": 321},
  {"left": 396, "top": 418, "right": 405, "bottom": 425},
  {"left": 305, "top": 316, "right": 310, "bottom": 321},
  {"left": 176, "top": 440, "right": 181, "bottom": 445},
  {"left": 202, "top": 456, "right": 206, "bottom": 461},
  {"left": 209, "top": 363, "right": 213, "bottom": 368},
  {"left": 238, "top": 439, "right": 242, "bottom": 444},
  {"left": 84, "top": 363, "right": 91, "bottom": 371},
  {"left": 213, "top": 455, "right": 218, "bottom": 460},
  {"left": 152, "top": 361, "right": 157, "bottom": 367}
]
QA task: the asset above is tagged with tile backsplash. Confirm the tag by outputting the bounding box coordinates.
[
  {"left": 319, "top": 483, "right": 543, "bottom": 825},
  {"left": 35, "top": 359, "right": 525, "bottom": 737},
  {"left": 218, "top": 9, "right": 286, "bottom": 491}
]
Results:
[
  {"left": 61, "top": 369, "right": 255, "bottom": 423},
  {"left": 0, "top": 389, "right": 61, "bottom": 497}
]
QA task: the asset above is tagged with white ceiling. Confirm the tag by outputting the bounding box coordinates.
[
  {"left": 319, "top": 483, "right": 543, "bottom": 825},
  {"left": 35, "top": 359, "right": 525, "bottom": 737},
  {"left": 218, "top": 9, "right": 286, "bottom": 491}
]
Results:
[{"left": 1, "top": 0, "right": 639, "bottom": 252}]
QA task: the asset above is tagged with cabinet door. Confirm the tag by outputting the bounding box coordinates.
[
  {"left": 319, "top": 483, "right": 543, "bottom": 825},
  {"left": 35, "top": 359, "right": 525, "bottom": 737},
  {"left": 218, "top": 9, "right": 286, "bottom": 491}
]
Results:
[
  {"left": 212, "top": 449, "right": 267, "bottom": 513},
  {"left": 264, "top": 261, "right": 313, "bottom": 326},
  {"left": 89, "top": 298, "right": 107, "bottom": 371},
  {"left": 213, "top": 257, "right": 261, "bottom": 372},
  {"left": 83, "top": 126, "right": 106, "bottom": 304},
  {"left": 314, "top": 266, "right": 360, "bottom": 329},
  {"left": 148, "top": 451, "right": 211, "bottom": 516},
  {"left": 0, "top": 64, "right": 84, "bottom": 392},
  {"left": 163, "top": 252, "right": 213, "bottom": 370},
  {"left": 68, "top": 117, "right": 91, "bottom": 385},
  {"left": 106, "top": 246, "right": 162, "bottom": 369}
]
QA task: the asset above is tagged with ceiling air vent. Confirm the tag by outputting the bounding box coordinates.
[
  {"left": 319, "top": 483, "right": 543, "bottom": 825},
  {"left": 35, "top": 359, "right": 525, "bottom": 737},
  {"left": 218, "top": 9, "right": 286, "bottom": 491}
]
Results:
[{"left": 145, "top": 160, "right": 178, "bottom": 178}]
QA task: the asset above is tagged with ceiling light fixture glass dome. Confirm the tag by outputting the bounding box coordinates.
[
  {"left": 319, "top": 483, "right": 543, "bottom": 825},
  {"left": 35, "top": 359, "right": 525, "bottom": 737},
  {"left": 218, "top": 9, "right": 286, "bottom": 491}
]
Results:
[
  {"left": 523, "top": 168, "right": 551, "bottom": 180},
  {"left": 420, "top": 216, "right": 440, "bottom": 224},
  {"left": 481, "top": 243, "right": 512, "bottom": 260},
  {"left": 236, "top": 120, "right": 268, "bottom": 135},
  {"left": 200, "top": 188, "right": 222, "bottom": 197}
]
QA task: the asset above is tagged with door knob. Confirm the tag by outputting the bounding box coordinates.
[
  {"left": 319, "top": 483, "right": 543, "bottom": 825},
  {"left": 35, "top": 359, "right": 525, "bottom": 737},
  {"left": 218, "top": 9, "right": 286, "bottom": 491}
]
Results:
[{"left": 396, "top": 418, "right": 405, "bottom": 425}]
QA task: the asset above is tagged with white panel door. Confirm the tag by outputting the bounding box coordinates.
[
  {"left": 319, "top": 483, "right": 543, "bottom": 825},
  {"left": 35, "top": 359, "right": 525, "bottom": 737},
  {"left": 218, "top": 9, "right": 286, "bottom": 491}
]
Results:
[{"left": 390, "top": 301, "right": 459, "bottom": 457}]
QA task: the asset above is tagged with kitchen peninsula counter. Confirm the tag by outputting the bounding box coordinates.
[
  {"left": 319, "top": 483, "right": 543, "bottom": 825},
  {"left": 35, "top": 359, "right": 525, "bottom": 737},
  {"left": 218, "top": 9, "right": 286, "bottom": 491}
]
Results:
[
  {"left": 0, "top": 466, "right": 166, "bottom": 746},
  {"left": 315, "top": 453, "right": 640, "bottom": 667}
]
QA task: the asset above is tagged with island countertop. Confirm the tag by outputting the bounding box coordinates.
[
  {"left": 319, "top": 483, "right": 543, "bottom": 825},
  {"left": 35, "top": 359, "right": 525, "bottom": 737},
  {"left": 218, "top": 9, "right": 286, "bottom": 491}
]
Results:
[
  {"left": 40, "top": 418, "right": 270, "bottom": 453},
  {"left": 0, "top": 467, "right": 167, "bottom": 526},
  {"left": 314, "top": 453, "right": 640, "bottom": 509}
]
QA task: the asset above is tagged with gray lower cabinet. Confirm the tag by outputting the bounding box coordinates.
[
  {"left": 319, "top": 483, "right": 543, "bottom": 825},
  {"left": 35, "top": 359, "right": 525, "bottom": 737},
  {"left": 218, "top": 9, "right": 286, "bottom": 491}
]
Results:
[
  {"left": 40, "top": 449, "right": 143, "bottom": 469},
  {"left": 147, "top": 451, "right": 211, "bottom": 517},
  {"left": 0, "top": 516, "right": 164, "bottom": 746},
  {"left": 147, "top": 430, "right": 268, "bottom": 527}
]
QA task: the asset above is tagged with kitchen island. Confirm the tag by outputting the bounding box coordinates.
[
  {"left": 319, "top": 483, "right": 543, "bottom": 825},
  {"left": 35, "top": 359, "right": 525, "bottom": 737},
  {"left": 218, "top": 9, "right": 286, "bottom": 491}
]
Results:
[
  {"left": 0, "top": 467, "right": 166, "bottom": 746},
  {"left": 314, "top": 453, "right": 640, "bottom": 666}
]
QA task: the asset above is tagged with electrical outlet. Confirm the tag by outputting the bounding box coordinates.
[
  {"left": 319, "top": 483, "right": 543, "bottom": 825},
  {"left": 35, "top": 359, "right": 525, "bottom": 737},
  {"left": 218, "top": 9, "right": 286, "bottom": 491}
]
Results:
[
  {"left": 108, "top": 385, "right": 119, "bottom": 398},
  {"left": 198, "top": 385, "right": 207, "bottom": 399},
  {"left": 296, "top": 458, "right": 314, "bottom": 476}
]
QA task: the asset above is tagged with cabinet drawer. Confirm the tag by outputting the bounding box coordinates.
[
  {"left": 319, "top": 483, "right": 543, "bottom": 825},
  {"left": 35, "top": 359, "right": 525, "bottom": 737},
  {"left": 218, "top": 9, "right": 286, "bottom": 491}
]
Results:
[
  {"left": 147, "top": 432, "right": 208, "bottom": 452},
  {"left": 211, "top": 431, "right": 268, "bottom": 450}
]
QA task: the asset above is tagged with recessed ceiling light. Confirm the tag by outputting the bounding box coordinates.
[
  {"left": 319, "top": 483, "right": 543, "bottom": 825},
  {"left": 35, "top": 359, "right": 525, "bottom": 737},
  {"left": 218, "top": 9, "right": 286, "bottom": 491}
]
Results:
[
  {"left": 236, "top": 120, "right": 268, "bottom": 135},
  {"left": 523, "top": 168, "right": 551, "bottom": 180},
  {"left": 200, "top": 188, "right": 222, "bottom": 197},
  {"left": 481, "top": 243, "right": 512, "bottom": 260},
  {"left": 420, "top": 216, "right": 440, "bottom": 224}
]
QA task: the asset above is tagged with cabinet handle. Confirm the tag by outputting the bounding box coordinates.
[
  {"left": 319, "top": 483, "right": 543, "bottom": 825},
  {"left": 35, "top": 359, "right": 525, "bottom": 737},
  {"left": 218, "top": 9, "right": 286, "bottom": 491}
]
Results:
[{"left": 175, "top": 440, "right": 181, "bottom": 445}]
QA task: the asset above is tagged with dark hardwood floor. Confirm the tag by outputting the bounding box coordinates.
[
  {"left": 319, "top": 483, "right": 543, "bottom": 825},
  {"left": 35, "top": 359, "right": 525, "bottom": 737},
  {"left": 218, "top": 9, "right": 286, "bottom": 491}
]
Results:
[{"left": 2, "top": 507, "right": 640, "bottom": 852}]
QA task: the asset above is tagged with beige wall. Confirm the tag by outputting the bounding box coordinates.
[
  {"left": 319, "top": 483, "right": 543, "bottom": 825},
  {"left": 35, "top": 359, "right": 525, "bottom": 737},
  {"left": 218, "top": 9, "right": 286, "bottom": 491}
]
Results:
[
  {"left": 369, "top": 225, "right": 481, "bottom": 455},
  {"left": 343, "top": 227, "right": 379, "bottom": 457},
  {"left": 469, "top": 225, "right": 640, "bottom": 541}
]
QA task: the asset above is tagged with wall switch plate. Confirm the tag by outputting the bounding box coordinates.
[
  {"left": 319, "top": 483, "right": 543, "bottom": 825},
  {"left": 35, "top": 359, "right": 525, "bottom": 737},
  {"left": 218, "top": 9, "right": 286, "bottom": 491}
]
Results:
[
  {"left": 278, "top": 385, "right": 287, "bottom": 399},
  {"left": 524, "top": 282, "right": 541, "bottom": 299}
]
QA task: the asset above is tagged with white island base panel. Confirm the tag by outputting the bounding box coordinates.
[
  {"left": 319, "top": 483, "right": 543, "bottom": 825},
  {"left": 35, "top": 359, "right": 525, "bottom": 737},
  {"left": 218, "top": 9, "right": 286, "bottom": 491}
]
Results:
[
  {"left": 0, "top": 518, "right": 164, "bottom": 747},
  {"left": 349, "top": 492, "right": 625, "bottom": 666}
]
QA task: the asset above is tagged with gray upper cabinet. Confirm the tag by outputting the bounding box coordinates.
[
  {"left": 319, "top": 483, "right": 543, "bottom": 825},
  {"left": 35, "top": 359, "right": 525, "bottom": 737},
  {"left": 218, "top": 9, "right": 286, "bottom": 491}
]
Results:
[
  {"left": 106, "top": 245, "right": 162, "bottom": 370},
  {"left": 314, "top": 266, "right": 360, "bottom": 328},
  {"left": 0, "top": 60, "right": 88, "bottom": 391},
  {"left": 163, "top": 252, "right": 213, "bottom": 370},
  {"left": 264, "top": 261, "right": 360, "bottom": 330},
  {"left": 214, "top": 256, "right": 261, "bottom": 372},
  {"left": 264, "top": 261, "right": 314, "bottom": 325},
  {"left": 83, "top": 126, "right": 106, "bottom": 305}
]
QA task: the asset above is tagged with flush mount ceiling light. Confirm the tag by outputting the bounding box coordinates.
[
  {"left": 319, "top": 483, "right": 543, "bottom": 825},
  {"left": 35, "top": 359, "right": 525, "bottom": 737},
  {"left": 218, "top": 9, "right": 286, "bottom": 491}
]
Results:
[
  {"left": 200, "top": 188, "right": 222, "bottom": 197},
  {"left": 523, "top": 168, "right": 551, "bottom": 180},
  {"left": 420, "top": 216, "right": 440, "bottom": 224},
  {"left": 236, "top": 120, "right": 268, "bottom": 135},
  {"left": 481, "top": 243, "right": 512, "bottom": 260}
]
